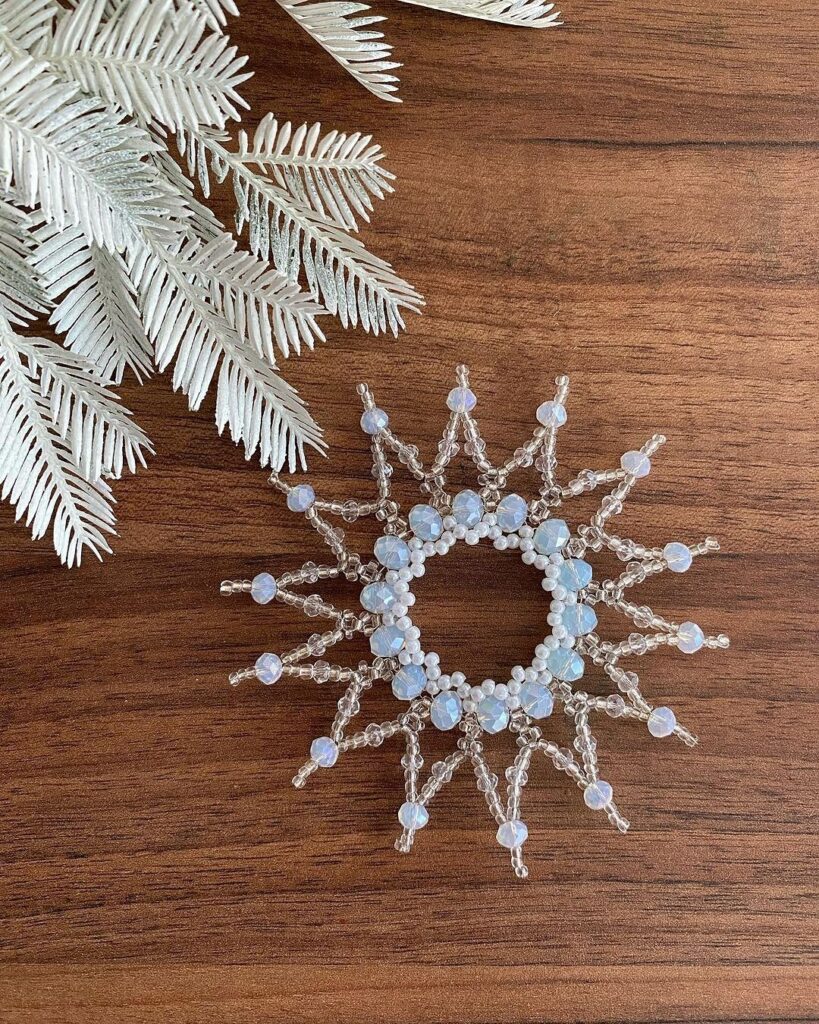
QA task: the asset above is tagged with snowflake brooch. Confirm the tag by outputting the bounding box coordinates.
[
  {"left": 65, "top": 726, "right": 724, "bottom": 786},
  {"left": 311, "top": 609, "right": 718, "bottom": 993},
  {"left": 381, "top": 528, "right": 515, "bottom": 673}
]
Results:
[{"left": 221, "top": 367, "right": 729, "bottom": 878}]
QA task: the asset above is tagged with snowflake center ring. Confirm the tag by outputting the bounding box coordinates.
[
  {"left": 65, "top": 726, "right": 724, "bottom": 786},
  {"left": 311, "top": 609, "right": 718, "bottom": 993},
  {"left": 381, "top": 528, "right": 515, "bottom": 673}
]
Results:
[
  {"left": 367, "top": 498, "right": 593, "bottom": 737},
  {"left": 222, "top": 366, "right": 730, "bottom": 878}
]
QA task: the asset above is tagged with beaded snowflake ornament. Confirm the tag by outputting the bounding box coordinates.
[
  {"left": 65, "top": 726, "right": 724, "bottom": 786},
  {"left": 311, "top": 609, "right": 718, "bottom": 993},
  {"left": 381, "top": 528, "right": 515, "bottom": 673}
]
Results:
[{"left": 221, "top": 367, "right": 729, "bottom": 878}]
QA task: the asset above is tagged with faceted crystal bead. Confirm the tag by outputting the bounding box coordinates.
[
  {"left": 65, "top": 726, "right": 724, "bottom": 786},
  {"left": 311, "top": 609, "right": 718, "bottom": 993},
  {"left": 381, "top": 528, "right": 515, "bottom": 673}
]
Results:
[
  {"left": 519, "top": 680, "right": 554, "bottom": 719},
  {"left": 536, "top": 401, "right": 567, "bottom": 428},
  {"left": 286, "top": 483, "right": 316, "bottom": 512},
  {"left": 647, "top": 706, "right": 677, "bottom": 737},
  {"left": 620, "top": 450, "right": 651, "bottom": 478},
  {"left": 430, "top": 691, "right": 463, "bottom": 730},
  {"left": 496, "top": 493, "right": 528, "bottom": 532},
  {"left": 310, "top": 736, "right": 339, "bottom": 767},
  {"left": 561, "top": 603, "right": 598, "bottom": 636},
  {"left": 583, "top": 780, "right": 613, "bottom": 810},
  {"left": 392, "top": 664, "right": 427, "bottom": 701},
  {"left": 546, "top": 648, "right": 585, "bottom": 682},
  {"left": 451, "top": 489, "right": 484, "bottom": 528},
  {"left": 409, "top": 504, "right": 444, "bottom": 541},
  {"left": 663, "top": 542, "right": 693, "bottom": 573},
  {"left": 496, "top": 819, "right": 528, "bottom": 849},
  {"left": 398, "top": 801, "right": 429, "bottom": 829},
  {"left": 370, "top": 624, "right": 406, "bottom": 657},
  {"left": 446, "top": 387, "right": 477, "bottom": 413},
  {"left": 360, "top": 408, "right": 389, "bottom": 434},
  {"left": 374, "top": 535, "right": 411, "bottom": 570},
  {"left": 533, "top": 518, "right": 570, "bottom": 555},
  {"left": 255, "top": 652, "right": 283, "bottom": 684},
  {"left": 360, "top": 581, "right": 399, "bottom": 614},
  {"left": 677, "top": 621, "right": 705, "bottom": 654},
  {"left": 558, "top": 558, "right": 593, "bottom": 591},
  {"left": 476, "top": 695, "right": 509, "bottom": 734},
  {"left": 250, "top": 572, "right": 277, "bottom": 605}
]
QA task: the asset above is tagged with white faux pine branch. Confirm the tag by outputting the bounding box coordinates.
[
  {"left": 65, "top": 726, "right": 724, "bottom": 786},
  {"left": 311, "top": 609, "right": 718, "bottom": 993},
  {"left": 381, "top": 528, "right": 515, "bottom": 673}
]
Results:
[
  {"left": 238, "top": 115, "right": 394, "bottom": 232},
  {"left": 393, "top": 0, "right": 561, "bottom": 28},
  {"left": 45, "top": 0, "right": 252, "bottom": 131},
  {"left": 180, "top": 128, "right": 422, "bottom": 335},
  {"left": 0, "top": 0, "right": 552, "bottom": 564},
  {"left": 274, "top": 0, "right": 401, "bottom": 103},
  {"left": 33, "top": 222, "right": 154, "bottom": 384},
  {"left": 0, "top": 323, "right": 148, "bottom": 566}
]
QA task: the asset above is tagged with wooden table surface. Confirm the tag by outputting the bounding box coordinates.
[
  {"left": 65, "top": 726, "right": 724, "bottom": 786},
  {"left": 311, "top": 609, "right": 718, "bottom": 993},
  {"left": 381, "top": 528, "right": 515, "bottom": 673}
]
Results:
[{"left": 1, "top": 2, "right": 817, "bottom": 1021}]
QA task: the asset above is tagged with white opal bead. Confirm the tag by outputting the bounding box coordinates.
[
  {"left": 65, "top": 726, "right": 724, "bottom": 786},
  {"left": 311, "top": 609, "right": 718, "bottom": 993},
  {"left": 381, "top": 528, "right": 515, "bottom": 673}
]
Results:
[
  {"left": 477, "top": 695, "right": 509, "bottom": 733},
  {"left": 310, "top": 736, "right": 339, "bottom": 767},
  {"left": 255, "top": 652, "right": 283, "bottom": 684},
  {"left": 620, "top": 450, "right": 651, "bottom": 478},
  {"left": 430, "top": 691, "right": 463, "bottom": 730},
  {"left": 481, "top": 679, "right": 496, "bottom": 694},
  {"left": 392, "top": 665, "right": 426, "bottom": 700},
  {"left": 533, "top": 518, "right": 570, "bottom": 555},
  {"left": 250, "top": 572, "right": 277, "bottom": 605},
  {"left": 451, "top": 489, "right": 484, "bottom": 528},
  {"left": 370, "top": 624, "right": 406, "bottom": 657},
  {"left": 519, "top": 680, "right": 553, "bottom": 719},
  {"left": 470, "top": 686, "right": 485, "bottom": 703},
  {"left": 360, "top": 581, "right": 399, "bottom": 614},
  {"left": 496, "top": 819, "right": 528, "bottom": 849},
  {"left": 583, "top": 779, "right": 613, "bottom": 810},
  {"left": 465, "top": 530, "right": 479, "bottom": 545},
  {"left": 496, "top": 493, "right": 528, "bottom": 533},
  {"left": 648, "top": 706, "right": 677, "bottom": 738},
  {"left": 677, "top": 621, "right": 705, "bottom": 654},
  {"left": 409, "top": 504, "right": 444, "bottom": 541},
  {"left": 663, "top": 542, "right": 693, "bottom": 573},
  {"left": 360, "top": 407, "right": 389, "bottom": 434},
  {"left": 447, "top": 386, "right": 477, "bottom": 413},
  {"left": 398, "top": 801, "right": 429, "bottom": 830},
  {"left": 536, "top": 400, "right": 567, "bottom": 428},
  {"left": 374, "top": 535, "right": 411, "bottom": 570},
  {"left": 286, "top": 483, "right": 315, "bottom": 512}
]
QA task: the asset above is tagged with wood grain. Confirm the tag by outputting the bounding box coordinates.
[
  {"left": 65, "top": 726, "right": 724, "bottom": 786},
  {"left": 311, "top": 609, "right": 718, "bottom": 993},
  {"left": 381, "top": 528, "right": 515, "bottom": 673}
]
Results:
[{"left": 1, "top": 2, "right": 817, "bottom": 1021}]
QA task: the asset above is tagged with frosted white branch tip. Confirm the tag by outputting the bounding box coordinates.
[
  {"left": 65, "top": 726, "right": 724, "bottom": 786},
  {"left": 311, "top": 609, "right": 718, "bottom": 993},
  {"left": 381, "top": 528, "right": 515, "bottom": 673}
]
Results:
[{"left": 225, "top": 368, "right": 729, "bottom": 877}]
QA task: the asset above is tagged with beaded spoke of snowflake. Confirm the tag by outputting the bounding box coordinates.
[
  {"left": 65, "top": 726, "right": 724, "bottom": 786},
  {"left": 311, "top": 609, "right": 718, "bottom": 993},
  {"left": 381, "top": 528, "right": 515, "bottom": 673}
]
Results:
[{"left": 221, "top": 367, "right": 729, "bottom": 878}]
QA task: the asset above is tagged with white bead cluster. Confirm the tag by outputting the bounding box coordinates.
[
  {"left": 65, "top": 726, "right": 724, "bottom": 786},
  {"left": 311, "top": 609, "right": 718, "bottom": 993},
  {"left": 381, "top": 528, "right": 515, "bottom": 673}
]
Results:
[{"left": 222, "top": 367, "right": 730, "bottom": 878}]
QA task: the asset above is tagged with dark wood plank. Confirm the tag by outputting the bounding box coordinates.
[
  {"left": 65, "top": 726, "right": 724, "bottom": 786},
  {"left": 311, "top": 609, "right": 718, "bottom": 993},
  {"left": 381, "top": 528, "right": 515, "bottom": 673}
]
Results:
[{"left": 0, "top": 1, "right": 817, "bottom": 1021}]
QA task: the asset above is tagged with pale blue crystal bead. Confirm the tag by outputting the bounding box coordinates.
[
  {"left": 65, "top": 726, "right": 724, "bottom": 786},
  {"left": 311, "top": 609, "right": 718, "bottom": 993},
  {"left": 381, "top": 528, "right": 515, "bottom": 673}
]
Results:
[
  {"left": 398, "top": 801, "right": 429, "bottom": 830},
  {"left": 255, "top": 652, "right": 283, "bottom": 685},
  {"left": 447, "top": 386, "right": 477, "bottom": 413},
  {"left": 391, "top": 664, "right": 426, "bottom": 701},
  {"left": 663, "top": 542, "right": 693, "bottom": 573},
  {"left": 360, "top": 581, "right": 399, "bottom": 614},
  {"left": 519, "top": 681, "right": 554, "bottom": 719},
  {"left": 677, "top": 621, "right": 705, "bottom": 654},
  {"left": 430, "top": 691, "right": 462, "bottom": 730},
  {"left": 250, "top": 572, "right": 277, "bottom": 605},
  {"left": 558, "top": 558, "right": 593, "bottom": 591},
  {"left": 546, "top": 648, "right": 585, "bottom": 682},
  {"left": 620, "top": 450, "right": 651, "bottom": 478},
  {"left": 374, "top": 535, "right": 411, "bottom": 570},
  {"left": 583, "top": 780, "right": 613, "bottom": 810},
  {"left": 496, "top": 493, "right": 528, "bottom": 532},
  {"left": 409, "top": 504, "right": 443, "bottom": 541},
  {"left": 286, "top": 483, "right": 315, "bottom": 512},
  {"left": 310, "top": 736, "right": 339, "bottom": 767},
  {"left": 536, "top": 401, "right": 567, "bottom": 428},
  {"left": 360, "top": 407, "right": 389, "bottom": 434},
  {"left": 533, "top": 518, "right": 570, "bottom": 555},
  {"left": 561, "top": 603, "right": 598, "bottom": 636},
  {"left": 648, "top": 706, "right": 677, "bottom": 738},
  {"left": 476, "top": 695, "right": 509, "bottom": 734},
  {"left": 370, "top": 624, "right": 406, "bottom": 657},
  {"left": 496, "top": 819, "right": 528, "bottom": 849},
  {"left": 452, "top": 489, "right": 484, "bottom": 528}
]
